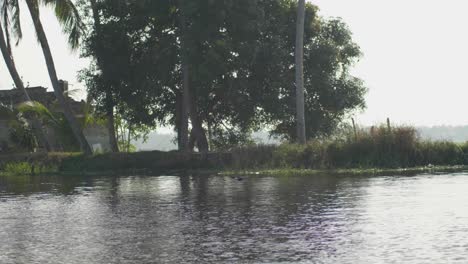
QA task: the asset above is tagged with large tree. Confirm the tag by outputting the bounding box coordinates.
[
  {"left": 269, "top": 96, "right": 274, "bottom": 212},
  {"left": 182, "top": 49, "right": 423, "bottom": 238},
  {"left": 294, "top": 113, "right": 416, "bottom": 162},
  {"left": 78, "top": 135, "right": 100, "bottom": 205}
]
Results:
[
  {"left": 80, "top": 0, "right": 367, "bottom": 149},
  {"left": 25, "top": 0, "right": 92, "bottom": 155},
  {"left": 177, "top": 0, "right": 366, "bottom": 143},
  {"left": 79, "top": 0, "right": 177, "bottom": 152}
]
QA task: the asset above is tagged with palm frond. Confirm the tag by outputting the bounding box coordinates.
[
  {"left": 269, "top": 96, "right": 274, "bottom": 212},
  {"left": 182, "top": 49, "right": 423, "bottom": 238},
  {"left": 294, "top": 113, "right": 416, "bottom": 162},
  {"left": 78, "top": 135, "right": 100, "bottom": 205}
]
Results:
[
  {"left": 17, "top": 100, "right": 59, "bottom": 125},
  {"left": 63, "top": 87, "right": 81, "bottom": 98},
  {"left": 41, "top": 0, "right": 84, "bottom": 49},
  {"left": 1, "top": 0, "right": 11, "bottom": 50},
  {"left": 1, "top": 0, "right": 22, "bottom": 45},
  {"left": 9, "top": 0, "right": 21, "bottom": 43}
]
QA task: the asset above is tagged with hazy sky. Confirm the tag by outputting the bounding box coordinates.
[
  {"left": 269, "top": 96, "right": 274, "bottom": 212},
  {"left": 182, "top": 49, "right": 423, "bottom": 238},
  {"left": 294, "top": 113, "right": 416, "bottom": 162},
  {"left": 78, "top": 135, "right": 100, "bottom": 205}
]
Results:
[
  {"left": 1, "top": 0, "right": 468, "bottom": 126},
  {"left": 314, "top": 0, "right": 468, "bottom": 126},
  {"left": 0, "top": 2, "right": 88, "bottom": 98}
]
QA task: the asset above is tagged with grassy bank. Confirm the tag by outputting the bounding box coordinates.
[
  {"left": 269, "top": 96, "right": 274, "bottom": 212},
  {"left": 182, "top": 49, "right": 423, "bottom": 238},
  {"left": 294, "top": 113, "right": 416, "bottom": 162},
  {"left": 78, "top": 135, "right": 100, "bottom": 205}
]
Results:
[
  {"left": 0, "top": 152, "right": 77, "bottom": 175},
  {"left": 230, "top": 126, "right": 468, "bottom": 170},
  {"left": 0, "top": 151, "right": 231, "bottom": 176},
  {"left": 1, "top": 126, "right": 468, "bottom": 176}
]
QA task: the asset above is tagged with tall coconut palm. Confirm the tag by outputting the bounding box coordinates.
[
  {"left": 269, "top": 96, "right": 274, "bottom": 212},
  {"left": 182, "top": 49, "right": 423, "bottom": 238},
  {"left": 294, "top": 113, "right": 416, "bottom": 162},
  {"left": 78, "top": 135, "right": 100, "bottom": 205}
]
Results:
[
  {"left": 24, "top": 0, "right": 93, "bottom": 155},
  {"left": 295, "top": 0, "right": 306, "bottom": 144},
  {"left": 0, "top": 0, "right": 51, "bottom": 151}
]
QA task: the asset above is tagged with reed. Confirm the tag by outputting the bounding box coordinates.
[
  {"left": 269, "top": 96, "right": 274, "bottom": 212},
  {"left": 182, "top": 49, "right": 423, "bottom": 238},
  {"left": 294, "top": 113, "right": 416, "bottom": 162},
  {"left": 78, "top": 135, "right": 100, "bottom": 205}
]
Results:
[{"left": 231, "top": 125, "right": 468, "bottom": 169}]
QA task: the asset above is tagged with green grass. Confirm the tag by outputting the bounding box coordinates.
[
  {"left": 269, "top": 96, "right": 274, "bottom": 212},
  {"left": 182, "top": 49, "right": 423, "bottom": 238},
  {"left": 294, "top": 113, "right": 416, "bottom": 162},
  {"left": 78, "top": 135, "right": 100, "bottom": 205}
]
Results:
[
  {"left": 0, "top": 152, "right": 77, "bottom": 176},
  {"left": 0, "top": 161, "right": 59, "bottom": 176}
]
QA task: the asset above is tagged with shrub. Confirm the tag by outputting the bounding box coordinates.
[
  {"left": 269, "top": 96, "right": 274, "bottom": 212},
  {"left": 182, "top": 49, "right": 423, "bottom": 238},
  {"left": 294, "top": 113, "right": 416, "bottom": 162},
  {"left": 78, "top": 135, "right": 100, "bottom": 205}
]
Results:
[
  {"left": 3, "top": 162, "right": 32, "bottom": 175},
  {"left": 231, "top": 145, "right": 277, "bottom": 169},
  {"left": 227, "top": 125, "right": 467, "bottom": 170}
]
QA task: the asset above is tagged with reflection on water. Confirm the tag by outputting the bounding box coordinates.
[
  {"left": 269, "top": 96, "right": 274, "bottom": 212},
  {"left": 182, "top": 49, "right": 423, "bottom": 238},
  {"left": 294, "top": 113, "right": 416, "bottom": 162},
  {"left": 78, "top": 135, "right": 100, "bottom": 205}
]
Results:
[{"left": 1, "top": 172, "right": 468, "bottom": 263}]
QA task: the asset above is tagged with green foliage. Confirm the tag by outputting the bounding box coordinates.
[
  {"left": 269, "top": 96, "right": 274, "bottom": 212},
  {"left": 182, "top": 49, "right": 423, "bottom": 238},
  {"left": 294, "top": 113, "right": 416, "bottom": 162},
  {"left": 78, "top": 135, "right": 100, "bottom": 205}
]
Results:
[
  {"left": 0, "top": 103, "right": 38, "bottom": 152},
  {"left": 231, "top": 125, "right": 468, "bottom": 170},
  {"left": 209, "top": 126, "right": 255, "bottom": 151},
  {"left": 0, "top": 152, "right": 77, "bottom": 173},
  {"left": 416, "top": 141, "right": 464, "bottom": 166},
  {"left": 42, "top": 0, "right": 85, "bottom": 48},
  {"left": 1, "top": 0, "right": 23, "bottom": 43},
  {"left": 17, "top": 101, "right": 58, "bottom": 125},
  {"left": 117, "top": 141, "right": 136, "bottom": 153},
  {"left": 3, "top": 162, "right": 32, "bottom": 175},
  {"left": 17, "top": 100, "right": 80, "bottom": 151},
  {"left": 231, "top": 145, "right": 277, "bottom": 169},
  {"left": 0, "top": 160, "right": 58, "bottom": 176},
  {"left": 114, "top": 113, "right": 151, "bottom": 153},
  {"left": 79, "top": 0, "right": 367, "bottom": 148},
  {"left": 9, "top": 118, "right": 36, "bottom": 151},
  {"left": 1, "top": 0, "right": 84, "bottom": 48}
]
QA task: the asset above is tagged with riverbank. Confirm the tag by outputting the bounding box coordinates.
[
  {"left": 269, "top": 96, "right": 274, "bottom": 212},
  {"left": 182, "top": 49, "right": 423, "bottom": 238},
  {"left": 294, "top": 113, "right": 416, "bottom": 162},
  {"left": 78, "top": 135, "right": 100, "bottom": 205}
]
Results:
[
  {"left": 0, "top": 151, "right": 231, "bottom": 176},
  {"left": 1, "top": 150, "right": 468, "bottom": 177},
  {"left": 2, "top": 126, "right": 468, "bottom": 176}
]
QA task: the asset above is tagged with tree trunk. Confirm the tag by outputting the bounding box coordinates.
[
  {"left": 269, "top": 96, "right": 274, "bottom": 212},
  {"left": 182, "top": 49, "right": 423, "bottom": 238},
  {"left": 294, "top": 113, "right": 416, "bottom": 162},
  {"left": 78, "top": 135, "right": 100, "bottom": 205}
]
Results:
[
  {"left": 127, "top": 124, "right": 131, "bottom": 152},
  {"left": 26, "top": 0, "right": 93, "bottom": 155},
  {"left": 180, "top": 57, "right": 190, "bottom": 151},
  {"left": 106, "top": 103, "right": 119, "bottom": 152},
  {"left": 188, "top": 90, "right": 209, "bottom": 153},
  {"left": 295, "top": 0, "right": 306, "bottom": 144},
  {"left": 178, "top": 0, "right": 190, "bottom": 152},
  {"left": 91, "top": 0, "right": 119, "bottom": 153},
  {"left": 0, "top": 21, "right": 51, "bottom": 152},
  {"left": 207, "top": 119, "right": 212, "bottom": 151}
]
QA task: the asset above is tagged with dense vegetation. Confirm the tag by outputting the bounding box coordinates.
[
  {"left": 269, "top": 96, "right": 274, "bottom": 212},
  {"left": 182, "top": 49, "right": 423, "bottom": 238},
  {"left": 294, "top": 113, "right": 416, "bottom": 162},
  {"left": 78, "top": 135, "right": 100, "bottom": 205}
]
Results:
[
  {"left": 78, "top": 0, "right": 366, "bottom": 151},
  {"left": 2, "top": 0, "right": 464, "bottom": 174},
  {"left": 0, "top": 0, "right": 367, "bottom": 154},
  {"left": 2, "top": 125, "right": 468, "bottom": 175},
  {"left": 231, "top": 126, "right": 468, "bottom": 170}
]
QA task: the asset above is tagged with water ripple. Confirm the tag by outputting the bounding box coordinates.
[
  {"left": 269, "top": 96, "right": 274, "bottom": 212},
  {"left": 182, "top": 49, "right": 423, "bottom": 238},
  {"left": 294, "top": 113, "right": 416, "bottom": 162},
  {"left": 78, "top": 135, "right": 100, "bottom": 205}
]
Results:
[{"left": 1, "top": 173, "right": 468, "bottom": 263}]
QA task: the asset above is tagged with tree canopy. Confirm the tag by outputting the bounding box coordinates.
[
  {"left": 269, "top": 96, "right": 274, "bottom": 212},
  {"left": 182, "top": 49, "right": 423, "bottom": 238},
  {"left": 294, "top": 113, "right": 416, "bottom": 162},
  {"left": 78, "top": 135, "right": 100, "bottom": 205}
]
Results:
[{"left": 79, "top": 0, "right": 367, "bottom": 150}]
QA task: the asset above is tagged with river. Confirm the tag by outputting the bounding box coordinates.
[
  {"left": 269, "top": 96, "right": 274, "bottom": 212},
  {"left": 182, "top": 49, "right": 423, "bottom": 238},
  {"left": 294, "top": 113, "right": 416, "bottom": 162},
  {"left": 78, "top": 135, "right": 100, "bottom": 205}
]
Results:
[{"left": 1, "top": 172, "right": 468, "bottom": 263}]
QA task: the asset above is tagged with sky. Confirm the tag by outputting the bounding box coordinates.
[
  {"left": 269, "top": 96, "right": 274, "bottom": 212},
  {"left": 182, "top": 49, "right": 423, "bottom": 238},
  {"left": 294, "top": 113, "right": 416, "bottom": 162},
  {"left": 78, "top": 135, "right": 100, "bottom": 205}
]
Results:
[
  {"left": 1, "top": 0, "right": 468, "bottom": 126},
  {"left": 0, "top": 2, "right": 88, "bottom": 98},
  {"left": 314, "top": 0, "right": 468, "bottom": 126}
]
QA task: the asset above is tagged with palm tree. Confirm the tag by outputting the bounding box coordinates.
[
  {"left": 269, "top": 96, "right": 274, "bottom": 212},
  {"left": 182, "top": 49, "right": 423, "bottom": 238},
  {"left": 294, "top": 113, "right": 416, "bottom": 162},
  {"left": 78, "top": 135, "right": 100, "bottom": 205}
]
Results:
[
  {"left": 295, "top": 0, "right": 306, "bottom": 144},
  {"left": 24, "top": 0, "right": 93, "bottom": 155},
  {"left": 0, "top": 0, "right": 51, "bottom": 151}
]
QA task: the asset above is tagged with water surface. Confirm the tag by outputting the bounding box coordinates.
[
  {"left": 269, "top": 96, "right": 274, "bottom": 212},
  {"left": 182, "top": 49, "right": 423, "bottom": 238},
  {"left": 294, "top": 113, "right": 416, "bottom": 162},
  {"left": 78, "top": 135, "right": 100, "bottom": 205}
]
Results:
[{"left": 1, "top": 172, "right": 468, "bottom": 263}]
